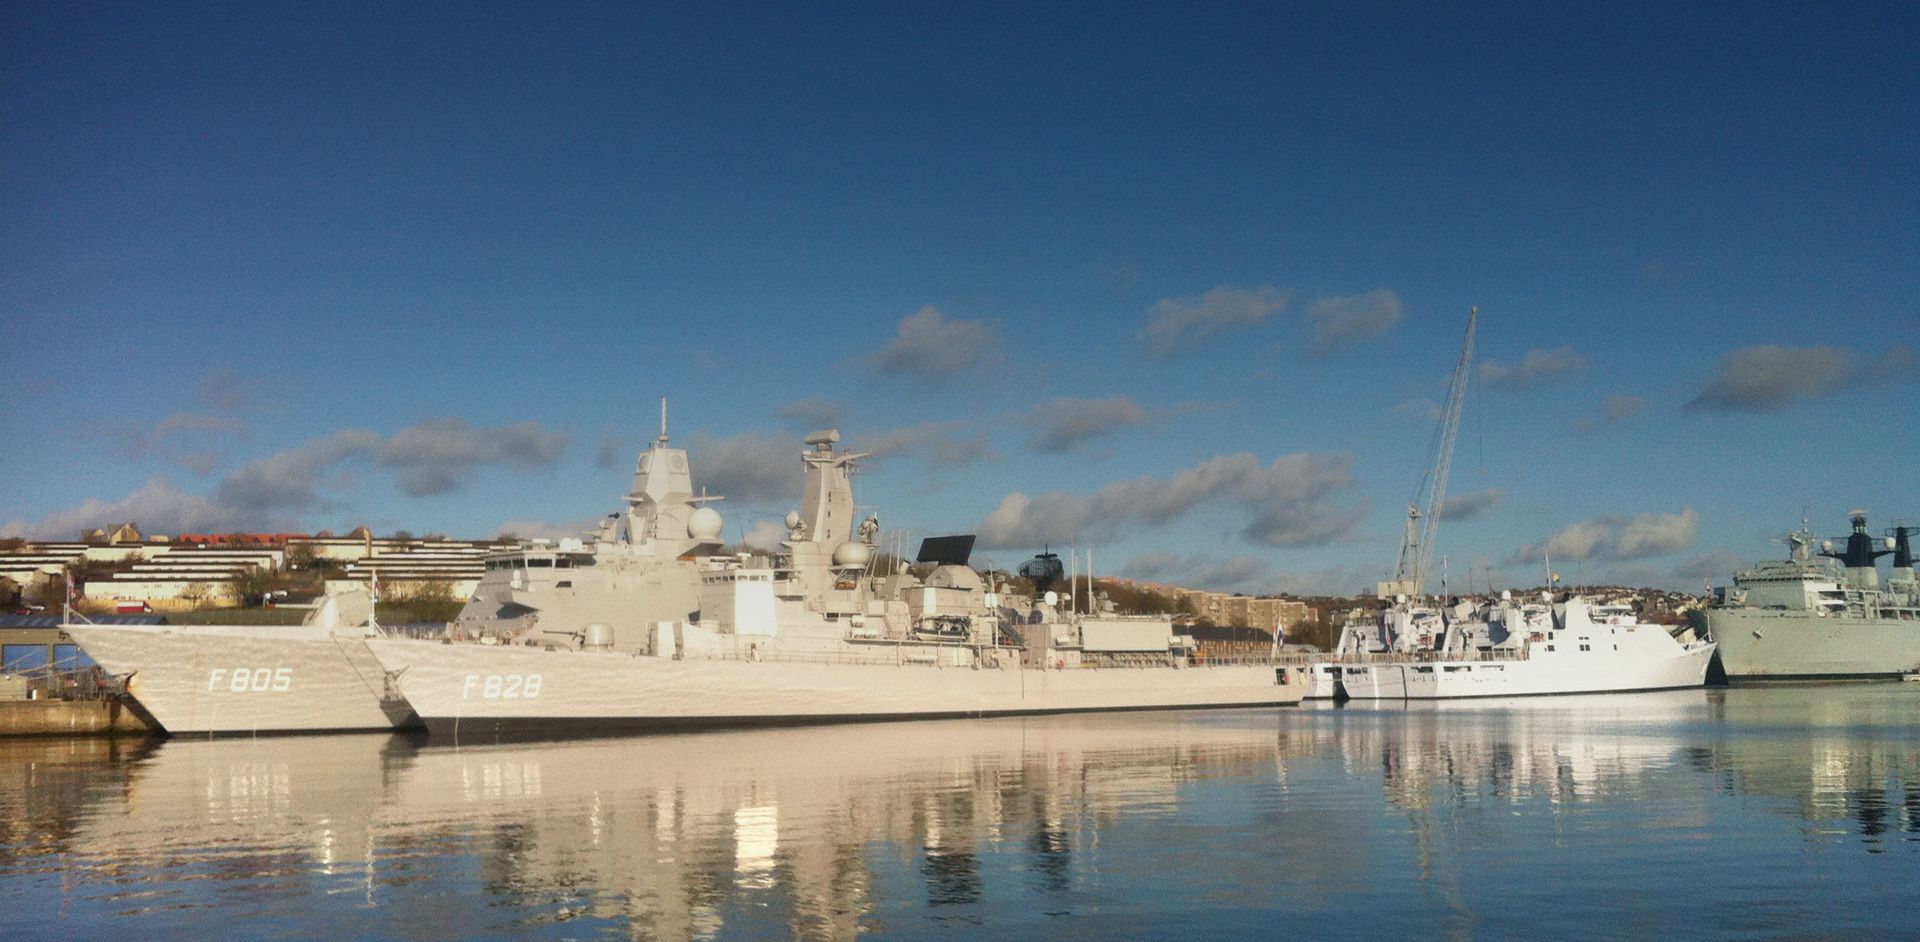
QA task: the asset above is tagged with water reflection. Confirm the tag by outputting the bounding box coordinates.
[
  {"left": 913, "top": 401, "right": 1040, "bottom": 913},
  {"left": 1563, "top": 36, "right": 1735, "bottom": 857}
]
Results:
[
  {"left": 1703, "top": 685, "right": 1920, "bottom": 844},
  {"left": 1, "top": 688, "right": 1916, "bottom": 940},
  {"left": 372, "top": 715, "right": 1288, "bottom": 939}
]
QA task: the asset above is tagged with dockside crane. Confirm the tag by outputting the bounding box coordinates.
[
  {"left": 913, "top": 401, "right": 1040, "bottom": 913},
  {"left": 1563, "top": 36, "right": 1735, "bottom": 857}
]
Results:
[{"left": 1379, "top": 307, "right": 1477, "bottom": 599}]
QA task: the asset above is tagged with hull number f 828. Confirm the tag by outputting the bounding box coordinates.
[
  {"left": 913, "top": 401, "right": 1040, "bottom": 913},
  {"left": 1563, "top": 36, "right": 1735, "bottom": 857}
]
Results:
[{"left": 463, "top": 674, "right": 543, "bottom": 700}]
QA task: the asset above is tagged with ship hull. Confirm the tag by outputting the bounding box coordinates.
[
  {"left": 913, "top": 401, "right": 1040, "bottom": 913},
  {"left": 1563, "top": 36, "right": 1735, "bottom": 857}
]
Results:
[
  {"left": 1708, "top": 609, "right": 1920, "bottom": 681},
  {"left": 1337, "top": 634, "right": 1715, "bottom": 700},
  {"left": 367, "top": 638, "right": 1304, "bottom": 742},
  {"left": 1303, "top": 662, "right": 1344, "bottom": 699},
  {"left": 66, "top": 624, "right": 418, "bottom": 735}
]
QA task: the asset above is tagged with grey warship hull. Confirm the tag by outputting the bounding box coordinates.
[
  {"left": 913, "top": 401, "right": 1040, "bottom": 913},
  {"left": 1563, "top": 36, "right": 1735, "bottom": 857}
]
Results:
[
  {"left": 66, "top": 623, "right": 418, "bottom": 735},
  {"left": 367, "top": 637, "right": 1304, "bottom": 744},
  {"left": 1707, "top": 609, "right": 1920, "bottom": 681}
]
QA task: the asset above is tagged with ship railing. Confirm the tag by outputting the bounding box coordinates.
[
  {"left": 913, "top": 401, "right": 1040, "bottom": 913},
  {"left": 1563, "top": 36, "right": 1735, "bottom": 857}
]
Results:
[
  {"left": 1300, "top": 647, "right": 1530, "bottom": 665},
  {"left": 671, "top": 645, "right": 1316, "bottom": 670},
  {"left": 380, "top": 622, "right": 452, "bottom": 640},
  {"left": 0, "top": 665, "right": 129, "bottom": 702}
]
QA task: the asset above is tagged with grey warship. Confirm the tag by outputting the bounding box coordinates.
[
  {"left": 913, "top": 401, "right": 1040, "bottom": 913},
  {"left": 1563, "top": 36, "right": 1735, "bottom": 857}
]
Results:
[
  {"left": 367, "top": 428, "right": 1305, "bottom": 741},
  {"left": 1708, "top": 513, "right": 1920, "bottom": 681}
]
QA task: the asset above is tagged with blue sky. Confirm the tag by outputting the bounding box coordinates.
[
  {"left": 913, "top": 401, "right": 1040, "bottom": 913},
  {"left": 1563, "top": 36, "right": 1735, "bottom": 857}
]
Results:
[{"left": 3, "top": 1, "right": 1915, "bottom": 594}]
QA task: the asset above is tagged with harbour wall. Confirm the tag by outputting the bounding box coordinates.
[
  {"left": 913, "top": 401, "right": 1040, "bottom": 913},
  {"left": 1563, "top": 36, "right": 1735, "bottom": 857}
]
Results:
[{"left": 0, "top": 699, "right": 156, "bottom": 737}]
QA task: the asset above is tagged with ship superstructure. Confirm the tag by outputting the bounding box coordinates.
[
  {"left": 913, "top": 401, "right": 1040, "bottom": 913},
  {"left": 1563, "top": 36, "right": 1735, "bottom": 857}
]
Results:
[{"left": 454, "top": 413, "right": 724, "bottom": 650}]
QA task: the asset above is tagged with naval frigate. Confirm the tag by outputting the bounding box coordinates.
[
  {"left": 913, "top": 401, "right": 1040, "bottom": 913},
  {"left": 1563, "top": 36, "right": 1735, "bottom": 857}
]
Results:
[
  {"left": 1708, "top": 513, "right": 1920, "bottom": 681},
  {"left": 367, "top": 429, "right": 1306, "bottom": 741},
  {"left": 63, "top": 413, "right": 721, "bottom": 735}
]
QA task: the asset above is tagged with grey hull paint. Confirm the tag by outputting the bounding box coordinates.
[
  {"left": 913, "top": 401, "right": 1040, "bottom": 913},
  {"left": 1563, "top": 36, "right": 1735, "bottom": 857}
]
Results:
[
  {"left": 422, "top": 700, "right": 1301, "bottom": 743},
  {"left": 67, "top": 623, "right": 419, "bottom": 735},
  {"left": 1709, "top": 610, "right": 1920, "bottom": 681}
]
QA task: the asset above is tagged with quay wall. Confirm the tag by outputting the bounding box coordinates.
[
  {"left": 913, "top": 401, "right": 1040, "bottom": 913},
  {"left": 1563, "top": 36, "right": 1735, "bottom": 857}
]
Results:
[{"left": 0, "top": 699, "right": 156, "bottom": 737}]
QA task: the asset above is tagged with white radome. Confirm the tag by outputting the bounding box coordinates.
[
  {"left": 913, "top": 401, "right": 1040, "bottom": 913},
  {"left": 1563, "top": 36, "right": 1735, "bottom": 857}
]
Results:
[
  {"left": 688, "top": 506, "right": 724, "bottom": 540},
  {"left": 832, "top": 541, "right": 872, "bottom": 567}
]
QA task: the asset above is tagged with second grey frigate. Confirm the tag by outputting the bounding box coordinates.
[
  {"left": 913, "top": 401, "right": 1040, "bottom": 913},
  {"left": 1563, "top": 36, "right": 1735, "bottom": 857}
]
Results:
[
  {"left": 367, "top": 429, "right": 1306, "bottom": 741},
  {"left": 1707, "top": 513, "right": 1920, "bottom": 681}
]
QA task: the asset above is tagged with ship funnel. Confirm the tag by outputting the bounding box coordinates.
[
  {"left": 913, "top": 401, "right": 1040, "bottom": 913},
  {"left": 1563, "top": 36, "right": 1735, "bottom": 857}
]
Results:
[
  {"left": 1821, "top": 511, "right": 1893, "bottom": 588},
  {"left": 1891, "top": 525, "right": 1916, "bottom": 572}
]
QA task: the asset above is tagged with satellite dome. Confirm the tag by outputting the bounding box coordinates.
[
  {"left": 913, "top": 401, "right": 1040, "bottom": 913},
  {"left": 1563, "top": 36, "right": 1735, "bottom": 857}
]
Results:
[
  {"left": 785, "top": 510, "right": 802, "bottom": 529},
  {"left": 687, "top": 507, "right": 724, "bottom": 541},
  {"left": 832, "top": 541, "right": 872, "bottom": 567}
]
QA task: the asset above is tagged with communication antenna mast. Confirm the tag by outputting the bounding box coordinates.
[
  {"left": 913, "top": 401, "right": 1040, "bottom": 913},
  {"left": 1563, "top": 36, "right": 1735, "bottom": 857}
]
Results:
[{"left": 1383, "top": 307, "right": 1478, "bottom": 598}]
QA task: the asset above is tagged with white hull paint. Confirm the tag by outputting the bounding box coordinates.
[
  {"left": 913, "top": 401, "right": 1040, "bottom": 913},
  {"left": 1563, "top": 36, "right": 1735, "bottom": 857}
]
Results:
[
  {"left": 67, "top": 623, "right": 414, "bottom": 734},
  {"left": 1304, "top": 663, "right": 1344, "bottom": 700},
  {"left": 1337, "top": 629, "right": 1715, "bottom": 700},
  {"left": 367, "top": 638, "right": 1305, "bottom": 740}
]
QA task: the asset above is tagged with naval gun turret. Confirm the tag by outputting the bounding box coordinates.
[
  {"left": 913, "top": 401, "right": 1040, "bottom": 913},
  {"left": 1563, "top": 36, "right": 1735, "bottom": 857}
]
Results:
[{"left": 1819, "top": 512, "right": 1895, "bottom": 589}]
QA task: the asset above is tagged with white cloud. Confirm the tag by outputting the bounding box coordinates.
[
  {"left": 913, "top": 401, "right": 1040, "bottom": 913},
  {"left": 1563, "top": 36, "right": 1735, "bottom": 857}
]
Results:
[
  {"left": 773, "top": 396, "right": 843, "bottom": 430},
  {"left": 1613, "top": 508, "right": 1701, "bottom": 558},
  {"left": 860, "top": 306, "right": 1002, "bottom": 388},
  {"left": 1141, "top": 285, "right": 1290, "bottom": 359},
  {"left": 1304, "top": 288, "right": 1402, "bottom": 355},
  {"left": 742, "top": 518, "right": 789, "bottom": 551},
  {"left": 1686, "top": 344, "right": 1914, "bottom": 413},
  {"left": 689, "top": 431, "right": 799, "bottom": 506},
  {"left": 1395, "top": 398, "right": 1443, "bottom": 423},
  {"left": 1479, "top": 346, "right": 1588, "bottom": 387},
  {"left": 216, "top": 429, "right": 384, "bottom": 513},
  {"left": 977, "top": 451, "right": 1360, "bottom": 550},
  {"left": 1602, "top": 395, "right": 1647, "bottom": 421},
  {"left": 1509, "top": 508, "right": 1699, "bottom": 564},
  {"left": 596, "top": 434, "right": 633, "bottom": 469},
  {"left": 190, "top": 368, "right": 261, "bottom": 412},
  {"left": 1266, "top": 563, "right": 1384, "bottom": 597},
  {"left": 154, "top": 412, "right": 250, "bottom": 439},
  {"left": 378, "top": 418, "right": 568, "bottom": 497},
  {"left": 1573, "top": 395, "right": 1648, "bottom": 434},
  {"left": 1120, "top": 552, "right": 1272, "bottom": 593},
  {"left": 3, "top": 477, "right": 274, "bottom": 540},
  {"left": 1437, "top": 488, "right": 1503, "bottom": 521},
  {"left": 1674, "top": 549, "right": 1745, "bottom": 582},
  {"left": 214, "top": 419, "right": 570, "bottom": 513},
  {"left": 1022, "top": 396, "right": 1151, "bottom": 453},
  {"left": 495, "top": 516, "right": 607, "bottom": 541},
  {"left": 866, "top": 420, "right": 1001, "bottom": 469}
]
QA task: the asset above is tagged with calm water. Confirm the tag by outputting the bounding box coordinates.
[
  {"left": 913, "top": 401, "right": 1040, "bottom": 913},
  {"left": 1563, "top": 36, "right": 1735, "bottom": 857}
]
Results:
[{"left": 3, "top": 685, "right": 1918, "bottom": 941}]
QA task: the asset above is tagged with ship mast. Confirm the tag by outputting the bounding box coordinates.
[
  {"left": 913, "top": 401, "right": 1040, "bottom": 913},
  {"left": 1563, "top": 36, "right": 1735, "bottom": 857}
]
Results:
[{"left": 1382, "top": 307, "right": 1477, "bottom": 598}]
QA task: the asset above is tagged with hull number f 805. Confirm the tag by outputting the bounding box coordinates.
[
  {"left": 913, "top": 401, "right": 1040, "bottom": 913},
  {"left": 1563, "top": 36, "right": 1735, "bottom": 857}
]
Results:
[
  {"left": 462, "top": 674, "right": 543, "bottom": 700},
  {"left": 208, "top": 667, "right": 292, "bottom": 692}
]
